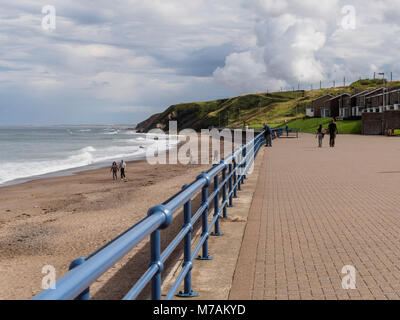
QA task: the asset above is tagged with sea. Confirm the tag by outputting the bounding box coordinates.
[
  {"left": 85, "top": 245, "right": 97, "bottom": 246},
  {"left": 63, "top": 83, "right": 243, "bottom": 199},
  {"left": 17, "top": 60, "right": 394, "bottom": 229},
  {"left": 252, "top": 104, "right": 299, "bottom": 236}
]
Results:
[{"left": 0, "top": 126, "right": 178, "bottom": 186}]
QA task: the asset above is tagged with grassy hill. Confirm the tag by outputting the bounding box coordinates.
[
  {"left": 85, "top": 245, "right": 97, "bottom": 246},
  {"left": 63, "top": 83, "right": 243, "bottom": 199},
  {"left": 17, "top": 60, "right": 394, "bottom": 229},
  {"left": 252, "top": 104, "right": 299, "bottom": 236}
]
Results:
[
  {"left": 135, "top": 79, "right": 400, "bottom": 133},
  {"left": 276, "top": 118, "right": 362, "bottom": 134}
]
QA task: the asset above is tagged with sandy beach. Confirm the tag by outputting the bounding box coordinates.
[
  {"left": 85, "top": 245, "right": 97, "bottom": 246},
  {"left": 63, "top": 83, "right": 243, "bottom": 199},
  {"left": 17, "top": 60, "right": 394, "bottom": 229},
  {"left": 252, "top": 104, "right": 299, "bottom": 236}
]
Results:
[
  {"left": 0, "top": 155, "right": 215, "bottom": 299},
  {"left": 0, "top": 133, "right": 237, "bottom": 300}
]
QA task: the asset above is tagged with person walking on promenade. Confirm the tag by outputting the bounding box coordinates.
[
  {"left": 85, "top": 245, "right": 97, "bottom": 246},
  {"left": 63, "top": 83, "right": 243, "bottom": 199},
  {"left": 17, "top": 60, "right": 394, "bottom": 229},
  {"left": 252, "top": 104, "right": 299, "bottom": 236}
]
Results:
[
  {"left": 327, "top": 120, "right": 338, "bottom": 147},
  {"left": 316, "top": 124, "right": 325, "bottom": 148},
  {"left": 263, "top": 123, "right": 272, "bottom": 147},
  {"left": 120, "top": 160, "right": 127, "bottom": 180},
  {"left": 110, "top": 161, "right": 119, "bottom": 180},
  {"left": 285, "top": 123, "right": 290, "bottom": 137}
]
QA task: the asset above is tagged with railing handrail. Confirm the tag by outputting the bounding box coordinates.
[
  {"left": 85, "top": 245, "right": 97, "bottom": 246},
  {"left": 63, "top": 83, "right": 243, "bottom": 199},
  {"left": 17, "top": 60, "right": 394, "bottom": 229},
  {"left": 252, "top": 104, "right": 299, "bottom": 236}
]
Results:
[{"left": 33, "top": 128, "right": 283, "bottom": 300}]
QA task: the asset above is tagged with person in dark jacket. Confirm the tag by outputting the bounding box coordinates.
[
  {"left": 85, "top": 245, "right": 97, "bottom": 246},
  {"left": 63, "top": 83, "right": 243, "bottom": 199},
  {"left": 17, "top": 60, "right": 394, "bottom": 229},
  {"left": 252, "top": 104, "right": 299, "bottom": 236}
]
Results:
[
  {"left": 110, "top": 161, "right": 119, "bottom": 180},
  {"left": 327, "top": 120, "right": 338, "bottom": 147},
  {"left": 284, "top": 120, "right": 289, "bottom": 137},
  {"left": 263, "top": 123, "right": 272, "bottom": 147},
  {"left": 316, "top": 124, "right": 325, "bottom": 148}
]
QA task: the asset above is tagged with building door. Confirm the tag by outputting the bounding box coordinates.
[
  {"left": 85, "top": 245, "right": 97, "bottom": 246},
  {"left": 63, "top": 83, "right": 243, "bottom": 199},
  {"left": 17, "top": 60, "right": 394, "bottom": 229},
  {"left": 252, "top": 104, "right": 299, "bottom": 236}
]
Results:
[{"left": 321, "top": 109, "right": 330, "bottom": 118}]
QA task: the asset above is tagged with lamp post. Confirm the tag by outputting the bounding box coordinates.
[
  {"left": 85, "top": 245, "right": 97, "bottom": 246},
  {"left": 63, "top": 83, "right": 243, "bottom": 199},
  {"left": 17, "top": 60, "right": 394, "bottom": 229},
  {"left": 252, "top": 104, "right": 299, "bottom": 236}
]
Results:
[
  {"left": 296, "top": 103, "right": 298, "bottom": 138},
  {"left": 379, "top": 72, "right": 385, "bottom": 111},
  {"left": 296, "top": 90, "right": 299, "bottom": 138}
]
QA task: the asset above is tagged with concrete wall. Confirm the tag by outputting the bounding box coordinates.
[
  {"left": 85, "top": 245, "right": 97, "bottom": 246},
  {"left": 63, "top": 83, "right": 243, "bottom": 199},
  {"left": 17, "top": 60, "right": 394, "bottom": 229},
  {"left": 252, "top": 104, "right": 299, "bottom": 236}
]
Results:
[
  {"left": 362, "top": 110, "right": 400, "bottom": 135},
  {"left": 383, "top": 110, "right": 400, "bottom": 130},
  {"left": 362, "top": 113, "right": 383, "bottom": 135}
]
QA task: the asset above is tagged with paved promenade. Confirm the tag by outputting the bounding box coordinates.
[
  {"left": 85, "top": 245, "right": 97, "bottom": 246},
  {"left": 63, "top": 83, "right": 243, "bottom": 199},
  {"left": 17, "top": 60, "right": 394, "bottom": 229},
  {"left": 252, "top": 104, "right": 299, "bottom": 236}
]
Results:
[{"left": 230, "top": 134, "right": 400, "bottom": 300}]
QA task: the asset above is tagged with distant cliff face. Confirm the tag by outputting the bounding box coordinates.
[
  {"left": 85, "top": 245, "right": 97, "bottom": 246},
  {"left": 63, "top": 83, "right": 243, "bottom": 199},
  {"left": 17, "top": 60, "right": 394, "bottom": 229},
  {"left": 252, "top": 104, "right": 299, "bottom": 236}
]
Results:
[
  {"left": 135, "top": 93, "right": 295, "bottom": 132},
  {"left": 135, "top": 113, "right": 163, "bottom": 132},
  {"left": 136, "top": 98, "right": 230, "bottom": 132}
]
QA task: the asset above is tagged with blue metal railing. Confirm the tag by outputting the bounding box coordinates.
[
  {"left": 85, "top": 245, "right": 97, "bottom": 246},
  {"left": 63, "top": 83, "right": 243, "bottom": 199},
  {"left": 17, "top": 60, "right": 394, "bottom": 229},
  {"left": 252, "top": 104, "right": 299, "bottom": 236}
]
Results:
[{"left": 33, "top": 128, "right": 283, "bottom": 300}]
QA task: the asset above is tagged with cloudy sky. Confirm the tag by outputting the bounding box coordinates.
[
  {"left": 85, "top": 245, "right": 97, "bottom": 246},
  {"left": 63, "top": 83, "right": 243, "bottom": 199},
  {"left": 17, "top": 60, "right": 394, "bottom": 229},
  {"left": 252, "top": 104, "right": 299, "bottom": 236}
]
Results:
[{"left": 1, "top": 0, "right": 399, "bottom": 125}]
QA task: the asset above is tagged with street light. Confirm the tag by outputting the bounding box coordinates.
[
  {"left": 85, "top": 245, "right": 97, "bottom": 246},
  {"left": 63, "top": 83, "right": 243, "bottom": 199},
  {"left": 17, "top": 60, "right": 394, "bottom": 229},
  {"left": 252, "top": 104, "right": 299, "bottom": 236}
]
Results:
[
  {"left": 378, "top": 72, "right": 385, "bottom": 111},
  {"left": 296, "top": 103, "right": 298, "bottom": 138}
]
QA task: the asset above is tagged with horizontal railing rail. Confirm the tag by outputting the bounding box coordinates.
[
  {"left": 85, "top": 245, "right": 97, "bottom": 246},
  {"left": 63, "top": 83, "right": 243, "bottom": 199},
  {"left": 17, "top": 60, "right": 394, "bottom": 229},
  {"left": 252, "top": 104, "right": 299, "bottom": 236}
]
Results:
[{"left": 33, "top": 128, "right": 283, "bottom": 300}]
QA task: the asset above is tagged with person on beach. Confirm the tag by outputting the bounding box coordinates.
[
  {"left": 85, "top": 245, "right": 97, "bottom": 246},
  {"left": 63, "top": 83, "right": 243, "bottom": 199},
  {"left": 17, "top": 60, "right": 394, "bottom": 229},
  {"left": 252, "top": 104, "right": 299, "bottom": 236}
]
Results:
[
  {"left": 316, "top": 124, "right": 325, "bottom": 148},
  {"left": 110, "top": 161, "right": 119, "bottom": 180},
  {"left": 327, "top": 120, "right": 338, "bottom": 148},
  {"left": 120, "top": 160, "right": 127, "bottom": 180},
  {"left": 263, "top": 123, "right": 272, "bottom": 147}
]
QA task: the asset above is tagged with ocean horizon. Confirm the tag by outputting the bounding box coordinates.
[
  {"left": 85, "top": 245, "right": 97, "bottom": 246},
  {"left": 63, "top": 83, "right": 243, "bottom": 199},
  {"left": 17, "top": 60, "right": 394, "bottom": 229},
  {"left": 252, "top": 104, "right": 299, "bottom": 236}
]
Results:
[{"left": 0, "top": 126, "right": 177, "bottom": 187}]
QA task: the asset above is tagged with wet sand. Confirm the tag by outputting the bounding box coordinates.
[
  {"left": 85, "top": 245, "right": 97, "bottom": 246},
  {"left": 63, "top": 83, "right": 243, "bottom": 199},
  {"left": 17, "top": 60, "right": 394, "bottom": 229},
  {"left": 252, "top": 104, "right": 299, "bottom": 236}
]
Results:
[{"left": 0, "top": 135, "right": 234, "bottom": 299}]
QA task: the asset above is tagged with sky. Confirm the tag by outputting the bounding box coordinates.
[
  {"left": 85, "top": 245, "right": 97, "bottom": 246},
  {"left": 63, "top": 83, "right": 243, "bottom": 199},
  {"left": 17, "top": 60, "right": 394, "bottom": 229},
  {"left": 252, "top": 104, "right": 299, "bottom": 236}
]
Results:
[{"left": 1, "top": 0, "right": 399, "bottom": 125}]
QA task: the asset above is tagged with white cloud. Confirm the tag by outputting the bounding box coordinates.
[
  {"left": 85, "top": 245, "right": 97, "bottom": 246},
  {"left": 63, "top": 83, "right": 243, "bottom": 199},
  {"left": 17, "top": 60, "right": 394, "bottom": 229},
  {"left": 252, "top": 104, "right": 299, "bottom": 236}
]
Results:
[
  {"left": 214, "top": 0, "right": 400, "bottom": 92},
  {"left": 248, "top": 0, "right": 339, "bottom": 17},
  {"left": 1, "top": 0, "right": 400, "bottom": 125},
  {"left": 213, "top": 49, "right": 268, "bottom": 93}
]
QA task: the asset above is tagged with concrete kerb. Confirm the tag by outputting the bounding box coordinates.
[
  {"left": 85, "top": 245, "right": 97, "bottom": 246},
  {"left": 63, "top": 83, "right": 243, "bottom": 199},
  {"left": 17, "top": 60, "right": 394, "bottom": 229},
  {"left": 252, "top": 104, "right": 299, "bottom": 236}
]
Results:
[{"left": 160, "top": 147, "right": 267, "bottom": 300}]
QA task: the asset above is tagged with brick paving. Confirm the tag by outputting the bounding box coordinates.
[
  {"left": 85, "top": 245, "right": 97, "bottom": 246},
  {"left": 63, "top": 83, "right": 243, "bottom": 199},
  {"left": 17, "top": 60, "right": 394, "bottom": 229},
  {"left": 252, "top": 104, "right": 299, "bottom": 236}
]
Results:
[{"left": 230, "top": 133, "right": 400, "bottom": 300}]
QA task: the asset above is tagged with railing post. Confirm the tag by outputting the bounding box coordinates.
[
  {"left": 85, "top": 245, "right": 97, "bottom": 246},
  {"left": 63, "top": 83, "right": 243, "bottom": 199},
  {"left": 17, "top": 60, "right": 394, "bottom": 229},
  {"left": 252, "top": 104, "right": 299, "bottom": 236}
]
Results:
[
  {"left": 69, "top": 258, "right": 90, "bottom": 300},
  {"left": 150, "top": 230, "right": 162, "bottom": 300},
  {"left": 243, "top": 145, "right": 247, "bottom": 182},
  {"left": 233, "top": 155, "right": 238, "bottom": 198},
  {"left": 32, "top": 133, "right": 269, "bottom": 301},
  {"left": 178, "top": 185, "right": 198, "bottom": 298},
  {"left": 221, "top": 161, "right": 230, "bottom": 219},
  {"left": 197, "top": 183, "right": 213, "bottom": 261},
  {"left": 211, "top": 171, "right": 223, "bottom": 236},
  {"left": 228, "top": 163, "right": 234, "bottom": 207},
  {"left": 237, "top": 154, "right": 242, "bottom": 191}
]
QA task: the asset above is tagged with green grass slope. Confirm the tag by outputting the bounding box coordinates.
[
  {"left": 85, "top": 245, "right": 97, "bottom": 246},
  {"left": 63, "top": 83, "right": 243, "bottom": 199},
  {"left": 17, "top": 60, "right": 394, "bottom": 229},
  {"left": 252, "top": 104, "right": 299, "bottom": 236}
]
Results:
[
  {"left": 135, "top": 78, "right": 394, "bottom": 133},
  {"left": 278, "top": 118, "right": 362, "bottom": 134},
  {"left": 136, "top": 92, "right": 297, "bottom": 131}
]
